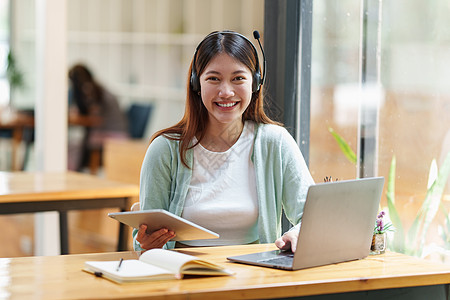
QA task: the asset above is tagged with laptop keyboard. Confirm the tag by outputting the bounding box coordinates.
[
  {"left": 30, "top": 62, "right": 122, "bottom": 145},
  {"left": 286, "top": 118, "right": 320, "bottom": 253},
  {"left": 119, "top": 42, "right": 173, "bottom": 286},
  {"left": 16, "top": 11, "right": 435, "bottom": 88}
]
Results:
[{"left": 258, "top": 253, "right": 294, "bottom": 267}]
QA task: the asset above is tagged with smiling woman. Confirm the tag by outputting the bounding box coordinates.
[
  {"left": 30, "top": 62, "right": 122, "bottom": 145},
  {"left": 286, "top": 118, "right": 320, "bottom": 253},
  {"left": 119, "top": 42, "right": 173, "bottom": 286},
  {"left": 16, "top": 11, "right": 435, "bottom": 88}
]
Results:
[
  {"left": 133, "top": 30, "right": 315, "bottom": 253},
  {"left": 198, "top": 53, "right": 253, "bottom": 152}
]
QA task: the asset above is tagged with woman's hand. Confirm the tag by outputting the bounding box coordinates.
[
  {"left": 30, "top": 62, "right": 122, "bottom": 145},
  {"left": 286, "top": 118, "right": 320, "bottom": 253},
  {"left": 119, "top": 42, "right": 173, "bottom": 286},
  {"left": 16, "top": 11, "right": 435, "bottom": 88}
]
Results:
[
  {"left": 275, "top": 230, "right": 298, "bottom": 253},
  {"left": 136, "top": 224, "right": 176, "bottom": 250}
]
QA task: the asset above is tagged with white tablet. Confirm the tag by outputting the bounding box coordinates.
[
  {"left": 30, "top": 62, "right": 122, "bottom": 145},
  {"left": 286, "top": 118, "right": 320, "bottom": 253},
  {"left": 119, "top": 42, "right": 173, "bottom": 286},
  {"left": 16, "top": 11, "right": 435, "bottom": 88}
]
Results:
[{"left": 108, "top": 209, "right": 219, "bottom": 241}]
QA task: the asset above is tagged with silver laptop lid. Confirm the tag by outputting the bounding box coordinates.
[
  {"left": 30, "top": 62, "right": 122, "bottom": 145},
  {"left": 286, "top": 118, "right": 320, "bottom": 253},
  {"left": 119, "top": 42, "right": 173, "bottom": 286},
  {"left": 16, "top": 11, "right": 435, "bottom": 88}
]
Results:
[{"left": 292, "top": 177, "right": 384, "bottom": 269}]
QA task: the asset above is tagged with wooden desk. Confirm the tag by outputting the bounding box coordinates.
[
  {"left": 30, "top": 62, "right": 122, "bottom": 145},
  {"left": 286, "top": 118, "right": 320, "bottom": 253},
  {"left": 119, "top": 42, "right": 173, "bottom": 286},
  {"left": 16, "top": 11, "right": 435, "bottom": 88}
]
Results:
[
  {"left": 0, "top": 111, "right": 101, "bottom": 171},
  {"left": 2, "top": 244, "right": 449, "bottom": 299},
  {"left": 0, "top": 171, "right": 139, "bottom": 254}
]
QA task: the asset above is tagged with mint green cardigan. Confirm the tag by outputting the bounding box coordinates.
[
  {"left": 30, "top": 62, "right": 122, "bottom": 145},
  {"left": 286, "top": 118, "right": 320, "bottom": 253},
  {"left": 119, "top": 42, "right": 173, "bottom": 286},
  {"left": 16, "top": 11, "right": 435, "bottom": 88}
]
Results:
[{"left": 133, "top": 122, "right": 314, "bottom": 250}]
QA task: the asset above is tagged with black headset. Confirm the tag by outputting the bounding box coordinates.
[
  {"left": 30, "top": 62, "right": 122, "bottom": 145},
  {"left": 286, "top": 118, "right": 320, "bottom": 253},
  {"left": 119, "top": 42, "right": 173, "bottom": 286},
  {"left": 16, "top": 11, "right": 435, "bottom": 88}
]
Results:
[{"left": 190, "top": 30, "right": 266, "bottom": 93}]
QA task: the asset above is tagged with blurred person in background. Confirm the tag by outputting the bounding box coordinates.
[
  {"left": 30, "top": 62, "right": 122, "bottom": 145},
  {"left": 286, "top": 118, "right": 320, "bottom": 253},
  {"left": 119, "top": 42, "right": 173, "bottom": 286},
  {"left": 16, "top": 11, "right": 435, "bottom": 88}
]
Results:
[{"left": 68, "top": 64, "right": 128, "bottom": 173}]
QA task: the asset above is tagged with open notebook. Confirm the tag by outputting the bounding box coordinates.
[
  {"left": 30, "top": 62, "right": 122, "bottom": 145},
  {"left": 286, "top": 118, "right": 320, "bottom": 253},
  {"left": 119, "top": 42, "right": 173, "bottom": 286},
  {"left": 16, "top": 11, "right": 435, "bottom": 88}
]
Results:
[{"left": 84, "top": 249, "right": 233, "bottom": 283}]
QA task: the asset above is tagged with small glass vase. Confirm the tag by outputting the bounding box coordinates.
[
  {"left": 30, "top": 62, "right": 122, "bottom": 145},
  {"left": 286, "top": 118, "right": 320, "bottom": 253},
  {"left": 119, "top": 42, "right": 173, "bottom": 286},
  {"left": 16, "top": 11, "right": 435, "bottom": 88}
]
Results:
[{"left": 371, "top": 233, "right": 386, "bottom": 254}]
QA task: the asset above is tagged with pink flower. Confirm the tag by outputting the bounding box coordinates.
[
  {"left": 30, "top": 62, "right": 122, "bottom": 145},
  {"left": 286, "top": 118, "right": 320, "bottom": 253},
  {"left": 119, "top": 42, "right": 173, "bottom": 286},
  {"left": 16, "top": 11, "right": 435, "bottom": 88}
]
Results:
[{"left": 374, "top": 210, "right": 393, "bottom": 234}]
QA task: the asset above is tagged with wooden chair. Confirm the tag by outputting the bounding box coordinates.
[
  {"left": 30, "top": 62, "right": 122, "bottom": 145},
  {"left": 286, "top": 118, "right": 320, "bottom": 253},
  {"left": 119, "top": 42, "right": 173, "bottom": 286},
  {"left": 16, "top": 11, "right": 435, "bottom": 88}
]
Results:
[
  {"left": 88, "top": 103, "right": 153, "bottom": 175},
  {"left": 127, "top": 103, "right": 153, "bottom": 139}
]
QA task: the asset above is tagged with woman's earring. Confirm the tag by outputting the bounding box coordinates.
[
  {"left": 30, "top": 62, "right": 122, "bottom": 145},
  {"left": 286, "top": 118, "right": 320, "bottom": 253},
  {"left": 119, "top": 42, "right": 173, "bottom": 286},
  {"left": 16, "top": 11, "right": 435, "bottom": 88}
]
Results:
[{"left": 197, "top": 92, "right": 201, "bottom": 96}]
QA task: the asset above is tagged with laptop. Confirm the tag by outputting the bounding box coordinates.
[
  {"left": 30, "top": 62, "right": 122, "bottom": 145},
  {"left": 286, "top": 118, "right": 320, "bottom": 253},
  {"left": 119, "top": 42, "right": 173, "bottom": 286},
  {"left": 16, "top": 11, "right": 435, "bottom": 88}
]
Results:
[{"left": 227, "top": 177, "right": 384, "bottom": 270}]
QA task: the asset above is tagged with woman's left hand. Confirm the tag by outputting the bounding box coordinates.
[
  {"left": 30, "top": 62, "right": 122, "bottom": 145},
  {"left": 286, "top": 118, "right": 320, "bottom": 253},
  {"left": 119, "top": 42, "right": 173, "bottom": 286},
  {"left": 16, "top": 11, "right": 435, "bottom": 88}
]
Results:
[{"left": 275, "top": 230, "right": 298, "bottom": 253}]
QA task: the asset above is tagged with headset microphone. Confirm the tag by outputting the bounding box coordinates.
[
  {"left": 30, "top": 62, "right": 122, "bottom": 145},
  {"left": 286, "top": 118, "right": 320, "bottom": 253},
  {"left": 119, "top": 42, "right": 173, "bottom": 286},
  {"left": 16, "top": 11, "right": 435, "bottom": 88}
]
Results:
[{"left": 253, "top": 30, "right": 266, "bottom": 87}]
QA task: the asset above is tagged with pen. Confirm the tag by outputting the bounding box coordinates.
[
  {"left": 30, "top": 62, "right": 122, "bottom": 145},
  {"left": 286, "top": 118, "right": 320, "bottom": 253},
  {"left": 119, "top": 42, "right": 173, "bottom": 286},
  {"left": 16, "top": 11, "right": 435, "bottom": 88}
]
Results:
[{"left": 116, "top": 258, "right": 124, "bottom": 271}]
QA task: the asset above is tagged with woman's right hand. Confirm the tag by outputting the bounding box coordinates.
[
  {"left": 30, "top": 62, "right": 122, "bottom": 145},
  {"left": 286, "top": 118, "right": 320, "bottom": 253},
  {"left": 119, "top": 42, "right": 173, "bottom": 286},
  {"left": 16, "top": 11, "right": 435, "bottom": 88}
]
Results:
[{"left": 136, "top": 224, "right": 176, "bottom": 250}]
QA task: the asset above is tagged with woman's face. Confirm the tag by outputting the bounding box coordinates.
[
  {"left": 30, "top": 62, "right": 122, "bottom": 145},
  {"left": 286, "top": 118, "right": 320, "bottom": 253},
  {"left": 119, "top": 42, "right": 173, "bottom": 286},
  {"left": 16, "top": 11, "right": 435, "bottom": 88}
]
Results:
[{"left": 199, "top": 53, "right": 253, "bottom": 129}]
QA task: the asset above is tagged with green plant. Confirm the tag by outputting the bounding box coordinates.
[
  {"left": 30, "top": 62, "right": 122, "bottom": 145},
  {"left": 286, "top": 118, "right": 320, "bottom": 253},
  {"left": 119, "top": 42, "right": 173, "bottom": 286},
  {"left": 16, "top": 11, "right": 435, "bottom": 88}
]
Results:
[
  {"left": 328, "top": 127, "right": 450, "bottom": 257},
  {"left": 438, "top": 206, "right": 450, "bottom": 248},
  {"left": 385, "top": 155, "right": 405, "bottom": 252},
  {"left": 388, "top": 152, "right": 450, "bottom": 256},
  {"left": 328, "top": 127, "right": 357, "bottom": 164},
  {"left": 6, "top": 50, "right": 25, "bottom": 91}
]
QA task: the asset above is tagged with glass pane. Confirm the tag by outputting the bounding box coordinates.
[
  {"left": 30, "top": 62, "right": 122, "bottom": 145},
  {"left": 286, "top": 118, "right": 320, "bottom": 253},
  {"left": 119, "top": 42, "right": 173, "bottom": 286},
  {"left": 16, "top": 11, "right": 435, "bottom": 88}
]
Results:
[
  {"left": 379, "top": 0, "right": 450, "bottom": 260},
  {"left": 310, "top": 0, "right": 450, "bottom": 261},
  {"left": 310, "top": 1, "right": 361, "bottom": 182}
]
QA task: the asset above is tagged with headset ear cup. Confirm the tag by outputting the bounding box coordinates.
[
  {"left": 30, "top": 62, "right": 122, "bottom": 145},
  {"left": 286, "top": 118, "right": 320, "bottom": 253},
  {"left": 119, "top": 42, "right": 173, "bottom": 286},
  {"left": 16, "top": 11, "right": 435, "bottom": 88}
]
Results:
[
  {"left": 252, "top": 70, "right": 262, "bottom": 93},
  {"left": 190, "top": 71, "right": 200, "bottom": 93}
]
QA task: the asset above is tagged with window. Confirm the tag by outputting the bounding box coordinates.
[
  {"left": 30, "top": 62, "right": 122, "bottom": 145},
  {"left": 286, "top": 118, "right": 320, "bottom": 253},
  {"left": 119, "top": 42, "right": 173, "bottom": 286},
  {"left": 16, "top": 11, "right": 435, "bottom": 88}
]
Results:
[{"left": 310, "top": 0, "right": 450, "bottom": 260}]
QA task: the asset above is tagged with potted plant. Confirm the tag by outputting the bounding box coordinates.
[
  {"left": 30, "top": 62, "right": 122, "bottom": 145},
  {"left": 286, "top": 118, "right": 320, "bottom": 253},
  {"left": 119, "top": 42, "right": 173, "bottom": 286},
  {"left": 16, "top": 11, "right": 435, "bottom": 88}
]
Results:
[{"left": 371, "top": 210, "right": 394, "bottom": 254}]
